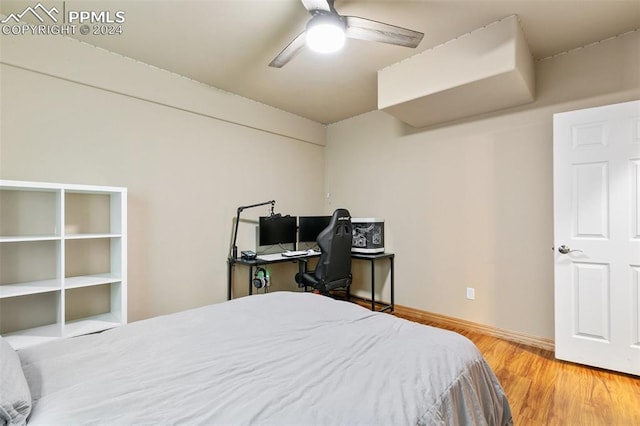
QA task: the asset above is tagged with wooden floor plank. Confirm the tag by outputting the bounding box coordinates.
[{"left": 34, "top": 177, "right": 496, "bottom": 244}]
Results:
[{"left": 392, "top": 311, "right": 640, "bottom": 425}]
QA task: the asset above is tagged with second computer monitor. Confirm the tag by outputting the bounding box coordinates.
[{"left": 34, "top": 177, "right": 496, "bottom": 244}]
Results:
[{"left": 298, "top": 216, "right": 331, "bottom": 243}]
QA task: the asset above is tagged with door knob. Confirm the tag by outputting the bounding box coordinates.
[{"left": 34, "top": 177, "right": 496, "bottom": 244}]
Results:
[{"left": 558, "top": 244, "right": 582, "bottom": 254}]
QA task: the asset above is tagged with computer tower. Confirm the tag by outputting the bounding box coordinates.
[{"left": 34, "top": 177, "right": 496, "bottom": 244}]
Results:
[{"left": 351, "top": 218, "right": 384, "bottom": 254}]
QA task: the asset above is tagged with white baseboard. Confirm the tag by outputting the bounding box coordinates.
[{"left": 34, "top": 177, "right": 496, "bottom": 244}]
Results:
[{"left": 393, "top": 304, "right": 555, "bottom": 352}]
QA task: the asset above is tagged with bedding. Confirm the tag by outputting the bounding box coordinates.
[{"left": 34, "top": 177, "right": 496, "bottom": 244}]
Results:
[
  {"left": 17, "top": 292, "right": 512, "bottom": 425},
  {"left": 1, "top": 337, "right": 32, "bottom": 426}
]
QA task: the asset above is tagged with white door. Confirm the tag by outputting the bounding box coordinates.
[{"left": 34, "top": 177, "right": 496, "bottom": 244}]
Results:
[{"left": 553, "top": 100, "right": 640, "bottom": 376}]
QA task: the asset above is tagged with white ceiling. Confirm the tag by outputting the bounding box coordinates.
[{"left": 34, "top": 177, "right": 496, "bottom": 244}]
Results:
[{"left": 2, "top": 0, "right": 639, "bottom": 124}]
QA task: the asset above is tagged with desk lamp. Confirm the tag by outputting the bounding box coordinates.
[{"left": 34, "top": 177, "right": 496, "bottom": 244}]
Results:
[{"left": 231, "top": 200, "right": 277, "bottom": 259}]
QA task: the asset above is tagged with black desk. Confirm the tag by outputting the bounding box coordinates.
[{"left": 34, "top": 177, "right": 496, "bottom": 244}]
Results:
[
  {"left": 227, "top": 252, "right": 394, "bottom": 312},
  {"left": 350, "top": 252, "right": 395, "bottom": 312}
]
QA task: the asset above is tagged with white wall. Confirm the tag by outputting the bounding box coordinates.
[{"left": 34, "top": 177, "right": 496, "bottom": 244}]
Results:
[
  {"left": 0, "top": 33, "right": 326, "bottom": 322},
  {"left": 326, "top": 31, "right": 640, "bottom": 339},
  {"left": 2, "top": 27, "right": 638, "bottom": 341}
]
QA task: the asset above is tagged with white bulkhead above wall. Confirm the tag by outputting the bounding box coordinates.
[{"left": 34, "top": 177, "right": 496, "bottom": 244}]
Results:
[{"left": 378, "top": 15, "right": 535, "bottom": 128}]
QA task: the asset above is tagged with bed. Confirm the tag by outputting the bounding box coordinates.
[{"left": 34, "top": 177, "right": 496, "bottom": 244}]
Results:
[{"left": 2, "top": 291, "right": 512, "bottom": 425}]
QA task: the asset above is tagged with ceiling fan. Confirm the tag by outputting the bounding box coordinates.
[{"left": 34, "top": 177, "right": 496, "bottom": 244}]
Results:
[{"left": 269, "top": 0, "right": 424, "bottom": 68}]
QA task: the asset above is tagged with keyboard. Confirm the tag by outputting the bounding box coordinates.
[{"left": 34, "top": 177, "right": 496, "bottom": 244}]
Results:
[
  {"left": 281, "top": 250, "right": 312, "bottom": 257},
  {"left": 255, "top": 253, "right": 285, "bottom": 261}
]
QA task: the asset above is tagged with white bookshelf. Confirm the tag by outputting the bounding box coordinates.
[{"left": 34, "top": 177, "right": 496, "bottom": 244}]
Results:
[{"left": 0, "top": 180, "right": 127, "bottom": 350}]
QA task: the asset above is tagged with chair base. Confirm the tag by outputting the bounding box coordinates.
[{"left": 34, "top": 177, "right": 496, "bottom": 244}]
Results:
[{"left": 302, "top": 285, "right": 350, "bottom": 302}]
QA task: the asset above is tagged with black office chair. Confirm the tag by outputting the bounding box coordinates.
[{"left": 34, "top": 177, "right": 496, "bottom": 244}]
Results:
[{"left": 296, "top": 208, "right": 353, "bottom": 295}]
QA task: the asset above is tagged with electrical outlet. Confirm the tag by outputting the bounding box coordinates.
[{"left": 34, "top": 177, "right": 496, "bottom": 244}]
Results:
[{"left": 466, "top": 287, "right": 475, "bottom": 300}]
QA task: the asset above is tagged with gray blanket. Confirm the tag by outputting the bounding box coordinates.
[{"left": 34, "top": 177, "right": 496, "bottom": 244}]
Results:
[{"left": 19, "top": 292, "right": 512, "bottom": 425}]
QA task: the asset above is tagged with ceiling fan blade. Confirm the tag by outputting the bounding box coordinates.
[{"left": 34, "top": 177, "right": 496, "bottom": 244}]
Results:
[
  {"left": 269, "top": 31, "right": 307, "bottom": 68},
  {"left": 301, "top": 0, "right": 334, "bottom": 15},
  {"left": 344, "top": 16, "right": 424, "bottom": 48}
]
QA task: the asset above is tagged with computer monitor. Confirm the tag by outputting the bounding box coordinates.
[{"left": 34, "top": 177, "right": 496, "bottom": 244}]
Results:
[
  {"left": 298, "top": 216, "right": 331, "bottom": 243},
  {"left": 259, "top": 215, "right": 297, "bottom": 246}
]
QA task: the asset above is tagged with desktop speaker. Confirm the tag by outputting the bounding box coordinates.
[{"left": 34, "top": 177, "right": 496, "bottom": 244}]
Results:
[
  {"left": 253, "top": 267, "right": 270, "bottom": 289},
  {"left": 351, "top": 218, "right": 385, "bottom": 254}
]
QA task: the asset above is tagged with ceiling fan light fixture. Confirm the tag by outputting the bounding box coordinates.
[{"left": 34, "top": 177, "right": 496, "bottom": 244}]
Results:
[{"left": 305, "top": 14, "right": 346, "bottom": 54}]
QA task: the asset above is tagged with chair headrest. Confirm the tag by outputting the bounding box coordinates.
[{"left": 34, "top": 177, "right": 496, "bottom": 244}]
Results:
[{"left": 331, "top": 208, "right": 351, "bottom": 222}]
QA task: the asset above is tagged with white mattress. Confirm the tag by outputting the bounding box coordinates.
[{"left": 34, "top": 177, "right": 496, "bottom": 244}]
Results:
[{"left": 18, "top": 292, "right": 512, "bottom": 425}]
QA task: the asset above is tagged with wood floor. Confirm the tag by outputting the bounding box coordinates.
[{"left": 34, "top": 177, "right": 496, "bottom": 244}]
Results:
[{"left": 393, "top": 312, "right": 640, "bottom": 426}]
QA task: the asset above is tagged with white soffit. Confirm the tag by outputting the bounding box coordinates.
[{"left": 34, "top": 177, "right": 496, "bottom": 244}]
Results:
[{"left": 378, "top": 15, "right": 535, "bottom": 128}]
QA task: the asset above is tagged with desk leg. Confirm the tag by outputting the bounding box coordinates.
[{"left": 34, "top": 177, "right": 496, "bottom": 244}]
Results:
[
  {"left": 370, "top": 259, "right": 375, "bottom": 311},
  {"left": 248, "top": 266, "right": 254, "bottom": 296},
  {"left": 390, "top": 256, "right": 394, "bottom": 313},
  {"left": 228, "top": 261, "right": 233, "bottom": 300}
]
